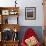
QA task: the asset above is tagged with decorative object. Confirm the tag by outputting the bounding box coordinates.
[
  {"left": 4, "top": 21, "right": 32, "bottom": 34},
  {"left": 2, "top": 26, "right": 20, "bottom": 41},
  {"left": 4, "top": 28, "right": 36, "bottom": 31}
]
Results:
[
  {"left": 14, "top": 28, "right": 17, "bottom": 32},
  {"left": 1, "top": 28, "right": 13, "bottom": 41},
  {"left": 2, "top": 10, "right": 9, "bottom": 15},
  {"left": 5, "top": 18, "right": 8, "bottom": 24},
  {"left": 2, "top": 16, "right": 8, "bottom": 24},
  {"left": 15, "top": 0, "right": 17, "bottom": 7},
  {"left": 13, "top": 32, "right": 18, "bottom": 41},
  {"left": 25, "top": 7, "right": 36, "bottom": 20},
  {"left": 9, "top": 10, "right": 15, "bottom": 15},
  {"left": 9, "top": 10, "right": 18, "bottom": 15}
]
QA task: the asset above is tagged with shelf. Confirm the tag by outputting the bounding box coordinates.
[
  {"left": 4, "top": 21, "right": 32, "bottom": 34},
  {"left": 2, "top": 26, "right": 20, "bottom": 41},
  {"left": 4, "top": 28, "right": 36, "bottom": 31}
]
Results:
[
  {"left": 1, "top": 15, "right": 18, "bottom": 24},
  {"left": 0, "top": 7, "right": 19, "bottom": 24},
  {"left": 0, "top": 7, "right": 19, "bottom": 15},
  {"left": 0, "top": 24, "right": 20, "bottom": 32},
  {"left": 1, "top": 41, "right": 19, "bottom": 46},
  {"left": 0, "top": 40, "right": 19, "bottom": 46},
  {"left": 2, "top": 40, "right": 19, "bottom": 43},
  {"left": 0, "top": 7, "right": 20, "bottom": 46}
]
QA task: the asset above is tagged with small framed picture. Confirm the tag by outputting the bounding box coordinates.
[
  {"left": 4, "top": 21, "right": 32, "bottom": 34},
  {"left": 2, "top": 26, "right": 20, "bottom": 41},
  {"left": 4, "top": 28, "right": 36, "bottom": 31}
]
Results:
[
  {"left": 25, "top": 7, "right": 36, "bottom": 20},
  {"left": 2, "top": 10, "right": 9, "bottom": 15}
]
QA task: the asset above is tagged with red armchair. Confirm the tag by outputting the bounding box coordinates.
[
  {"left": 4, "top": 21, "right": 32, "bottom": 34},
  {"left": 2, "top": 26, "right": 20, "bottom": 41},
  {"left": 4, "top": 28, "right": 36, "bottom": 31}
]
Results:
[{"left": 21, "top": 28, "right": 41, "bottom": 46}]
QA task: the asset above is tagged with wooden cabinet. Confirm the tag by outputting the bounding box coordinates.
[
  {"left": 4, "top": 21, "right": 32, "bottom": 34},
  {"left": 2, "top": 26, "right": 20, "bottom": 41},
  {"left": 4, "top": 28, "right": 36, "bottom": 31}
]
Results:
[
  {"left": 0, "top": 41, "right": 19, "bottom": 46},
  {"left": 2, "top": 41, "right": 19, "bottom": 46},
  {"left": 0, "top": 7, "right": 20, "bottom": 46}
]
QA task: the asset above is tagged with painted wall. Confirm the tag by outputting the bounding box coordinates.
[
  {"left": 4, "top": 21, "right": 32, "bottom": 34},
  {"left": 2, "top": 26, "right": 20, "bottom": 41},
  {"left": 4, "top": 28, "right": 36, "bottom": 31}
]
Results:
[
  {"left": 0, "top": 0, "right": 44, "bottom": 26},
  {"left": 18, "top": 0, "right": 44, "bottom": 26}
]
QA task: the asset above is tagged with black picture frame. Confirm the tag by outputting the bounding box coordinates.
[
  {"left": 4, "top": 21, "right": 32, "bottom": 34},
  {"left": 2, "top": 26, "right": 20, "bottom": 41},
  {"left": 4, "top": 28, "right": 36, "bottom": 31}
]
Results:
[{"left": 25, "top": 7, "right": 36, "bottom": 20}]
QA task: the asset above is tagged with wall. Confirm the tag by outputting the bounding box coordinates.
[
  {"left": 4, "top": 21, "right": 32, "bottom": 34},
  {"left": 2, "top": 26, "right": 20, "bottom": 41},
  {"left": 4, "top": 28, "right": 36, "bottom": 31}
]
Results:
[
  {"left": 18, "top": 0, "right": 44, "bottom": 26},
  {"left": 0, "top": 0, "right": 44, "bottom": 26}
]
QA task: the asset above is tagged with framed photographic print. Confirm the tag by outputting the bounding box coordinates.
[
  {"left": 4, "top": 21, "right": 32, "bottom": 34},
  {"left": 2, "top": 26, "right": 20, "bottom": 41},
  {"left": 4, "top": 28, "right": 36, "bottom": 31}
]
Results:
[{"left": 25, "top": 7, "right": 36, "bottom": 20}]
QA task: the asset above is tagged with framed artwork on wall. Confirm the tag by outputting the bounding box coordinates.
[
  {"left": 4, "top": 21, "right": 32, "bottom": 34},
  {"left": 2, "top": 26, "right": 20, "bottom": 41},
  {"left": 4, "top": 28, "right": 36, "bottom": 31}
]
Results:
[
  {"left": 2, "top": 10, "right": 9, "bottom": 15},
  {"left": 25, "top": 7, "right": 36, "bottom": 20}
]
